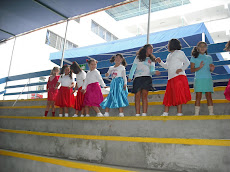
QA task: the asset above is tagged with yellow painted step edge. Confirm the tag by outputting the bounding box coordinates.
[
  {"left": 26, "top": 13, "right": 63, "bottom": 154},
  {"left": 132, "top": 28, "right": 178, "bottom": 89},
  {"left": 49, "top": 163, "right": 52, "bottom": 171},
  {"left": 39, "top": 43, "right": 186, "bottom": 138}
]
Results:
[
  {"left": 0, "top": 128, "right": 230, "bottom": 147},
  {"left": 0, "top": 115, "right": 230, "bottom": 121},
  {"left": 0, "top": 149, "right": 133, "bottom": 172},
  {"left": 130, "top": 99, "right": 230, "bottom": 106},
  {"left": 0, "top": 99, "right": 229, "bottom": 109},
  {"left": 0, "top": 86, "right": 226, "bottom": 102}
]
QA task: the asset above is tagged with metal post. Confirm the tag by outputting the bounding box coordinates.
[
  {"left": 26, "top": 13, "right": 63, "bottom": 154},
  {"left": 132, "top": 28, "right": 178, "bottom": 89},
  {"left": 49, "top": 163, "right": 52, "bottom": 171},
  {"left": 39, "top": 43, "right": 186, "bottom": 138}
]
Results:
[
  {"left": 147, "top": 0, "right": 151, "bottom": 44},
  {"left": 60, "top": 20, "right": 69, "bottom": 68},
  {"left": 3, "top": 37, "right": 16, "bottom": 100},
  {"left": 202, "top": 32, "right": 205, "bottom": 42}
]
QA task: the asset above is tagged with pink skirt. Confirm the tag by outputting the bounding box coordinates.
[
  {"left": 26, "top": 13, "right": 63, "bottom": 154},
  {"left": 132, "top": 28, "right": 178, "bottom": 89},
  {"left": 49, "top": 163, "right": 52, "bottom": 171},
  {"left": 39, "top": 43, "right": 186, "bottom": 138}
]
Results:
[
  {"left": 83, "top": 82, "right": 103, "bottom": 107},
  {"left": 55, "top": 86, "right": 75, "bottom": 107},
  {"left": 47, "top": 88, "right": 58, "bottom": 101},
  {"left": 163, "top": 75, "right": 191, "bottom": 106},
  {"left": 74, "top": 86, "right": 85, "bottom": 111},
  {"left": 224, "top": 79, "right": 230, "bottom": 101}
]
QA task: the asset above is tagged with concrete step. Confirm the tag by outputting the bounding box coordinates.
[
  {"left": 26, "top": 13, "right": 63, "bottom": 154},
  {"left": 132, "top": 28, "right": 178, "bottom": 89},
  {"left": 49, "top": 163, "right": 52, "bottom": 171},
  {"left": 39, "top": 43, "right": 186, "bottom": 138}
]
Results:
[
  {"left": 0, "top": 87, "right": 227, "bottom": 107},
  {"left": 0, "top": 115, "right": 229, "bottom": 139},
  {"left": 0, "top": 149, "right": 168, "bottom": 172},
  {"left": 0, "top": 129, "right": 229, "bottom": 172},
  {"left": 0, "top": 99, "right": 229, "bottom": 116}
]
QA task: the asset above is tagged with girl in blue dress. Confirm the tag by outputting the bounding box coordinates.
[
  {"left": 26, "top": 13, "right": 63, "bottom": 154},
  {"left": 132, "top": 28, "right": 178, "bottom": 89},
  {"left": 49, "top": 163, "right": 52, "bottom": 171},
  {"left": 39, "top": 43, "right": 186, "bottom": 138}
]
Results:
[
  {"left": 100, "top": 54, "right": 129, "bottom": 117},
  {"left": 190, "top": 41, "right": 215, "bottom": 115}
]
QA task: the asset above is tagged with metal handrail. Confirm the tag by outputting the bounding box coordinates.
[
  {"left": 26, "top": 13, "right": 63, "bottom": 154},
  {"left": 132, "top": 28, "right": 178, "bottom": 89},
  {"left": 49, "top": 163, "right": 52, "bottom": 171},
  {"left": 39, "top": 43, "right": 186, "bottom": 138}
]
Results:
[{"left": 12, "top": 79, "right": 30, "bottom": 107}]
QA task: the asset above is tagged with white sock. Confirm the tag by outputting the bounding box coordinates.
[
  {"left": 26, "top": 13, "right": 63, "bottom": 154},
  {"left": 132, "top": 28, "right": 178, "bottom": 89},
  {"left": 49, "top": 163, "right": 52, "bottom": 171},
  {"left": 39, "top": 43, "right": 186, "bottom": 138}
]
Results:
[
  {"left": 97, "top": 113, "right": 103, "bottom": 117},
  {"left": 142, "top": 113, "right": 147, "bottom": 116},
  {"left": 136, "top": 114, "right": 140, "bottom": 116},
  {"left": 208, "top": 106, "right": 214, "bottom": 115},
  {"left": 161, "top": 112, "right": 168, "bottom": 116},
  {"left": 104, "top": 112, "right": 109, "bottom": 116},
  {"left": 194, "top": 106, "right": 200, "bottom": 116},
  {"left": 59, "top": 114, "right": 63, "bottom": 117},
  {"left": 177, "top": 113, "right": 183, "bottom": 116},
  {"left": 119, "top": 113, "right": 124, "bottom": 117}
]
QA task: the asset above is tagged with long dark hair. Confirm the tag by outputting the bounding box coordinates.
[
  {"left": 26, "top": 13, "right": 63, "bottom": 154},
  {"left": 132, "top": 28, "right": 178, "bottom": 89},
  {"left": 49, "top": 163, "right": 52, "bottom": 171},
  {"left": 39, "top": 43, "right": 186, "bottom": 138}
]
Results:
[
  {"left": 70, "top": 61, "right": 82, "bottom": 74},
  {"left": 168, "top": 39, "right": 182, "bottom": 51},
  {"left": 136, "top": 44, "right": 155, "bottom": 62},
  {"left": 191, "top": 41, "right": 208, "bottom": 58},
  {"left": 224, "top": 40, "right": 230, "bottom": 51},
  {"left": 60, "top": 64, "right": 72, "bottom": 79},
  {"left": 110, "top": 53, "right": 127, "bottom": 66}
]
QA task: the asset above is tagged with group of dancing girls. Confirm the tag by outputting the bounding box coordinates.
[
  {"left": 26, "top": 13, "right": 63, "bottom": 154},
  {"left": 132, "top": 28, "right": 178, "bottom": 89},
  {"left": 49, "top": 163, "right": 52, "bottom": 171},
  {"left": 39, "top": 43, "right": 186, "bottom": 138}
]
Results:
[{"left": 44, "top": 39, "right": 230, "bottom": 117}]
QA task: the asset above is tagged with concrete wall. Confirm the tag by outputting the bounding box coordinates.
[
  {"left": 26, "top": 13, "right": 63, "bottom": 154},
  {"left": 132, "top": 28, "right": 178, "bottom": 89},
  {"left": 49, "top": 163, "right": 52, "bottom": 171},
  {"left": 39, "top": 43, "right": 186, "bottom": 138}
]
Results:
[
  {"left": 0, "top": 118, "right": 229, "bottom": 139},
  {"left": 0, "top": 132, "right": 229, "bottom": 172}
]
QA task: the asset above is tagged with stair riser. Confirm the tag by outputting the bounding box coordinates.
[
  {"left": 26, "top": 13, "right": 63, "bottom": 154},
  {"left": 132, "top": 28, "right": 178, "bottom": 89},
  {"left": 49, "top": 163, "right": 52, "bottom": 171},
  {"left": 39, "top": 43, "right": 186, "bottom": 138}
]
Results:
[
  {"left": 0, "top": 132, "right": 229, "bottom": 172},
  {"left": 0, "top": 90, "right": 226, "bottom": 107},
  {"left": 127, "top": 90, "right": 226, "bottom": 102},
  {"left": 0, "top": 118, "right": 229, "bottom": 139},
  {"left": 0, "top": 103, "right": 229, "bottom": 116},
  {"left": 0, "top": 155, "right": 88, "bottom": 172}
]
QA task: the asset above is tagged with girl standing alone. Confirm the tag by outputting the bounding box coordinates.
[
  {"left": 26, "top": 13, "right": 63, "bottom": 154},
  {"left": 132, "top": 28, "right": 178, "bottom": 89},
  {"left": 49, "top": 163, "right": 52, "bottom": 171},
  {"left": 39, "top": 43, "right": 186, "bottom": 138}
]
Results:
[
  {"left": 190, "top": 41, "right": 215, "bottom": 115},
  {"left": 100, "top": 54, "right": 129, "bottom": 117},
  {"left": 44, "top": 67, "right": 60, "bottom": 117}
]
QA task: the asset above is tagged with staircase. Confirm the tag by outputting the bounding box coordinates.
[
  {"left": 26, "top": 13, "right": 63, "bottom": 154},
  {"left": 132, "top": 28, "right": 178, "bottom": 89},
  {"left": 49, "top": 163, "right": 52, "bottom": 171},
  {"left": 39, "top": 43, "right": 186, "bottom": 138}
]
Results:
[{"left": 0, "top": 86, "right": 229, "bottom": 172}]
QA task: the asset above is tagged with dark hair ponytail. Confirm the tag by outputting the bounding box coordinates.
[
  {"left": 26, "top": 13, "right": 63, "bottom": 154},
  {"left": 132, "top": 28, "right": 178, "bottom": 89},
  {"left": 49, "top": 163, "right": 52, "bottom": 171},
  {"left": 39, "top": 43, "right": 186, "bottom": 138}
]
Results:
[
  {"left": 60, "top": 65, "right": 72, "bottom": 79},
  {"left": 110, "top": 53, "right": 127, "bottom": 67},
  {"left": 224, "top": 40, "right": 230, "bottom": 51},
  {"left": 70, "top": 61, "right": 82, "bottom": 74},
  {"left": 191, "top": 41, "right": 208, "bottom": 58},
  {"left": 136, "top": 44, "right": 155, "bottom": 62}
]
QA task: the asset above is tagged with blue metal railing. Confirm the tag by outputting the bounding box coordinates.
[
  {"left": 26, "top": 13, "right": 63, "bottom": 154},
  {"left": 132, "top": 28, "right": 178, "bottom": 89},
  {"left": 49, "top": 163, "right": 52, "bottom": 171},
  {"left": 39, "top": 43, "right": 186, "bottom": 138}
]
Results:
[{"left": 1, "top": 42, "right": 229, "bottom": 97}]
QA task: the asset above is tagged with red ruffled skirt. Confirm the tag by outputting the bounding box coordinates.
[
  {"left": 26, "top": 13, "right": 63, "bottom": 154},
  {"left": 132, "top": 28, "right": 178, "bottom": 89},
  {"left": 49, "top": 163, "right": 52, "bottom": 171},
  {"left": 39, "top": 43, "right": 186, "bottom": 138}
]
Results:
[
  {"left": 163, "top": 75, "right": 191, "bottom": 106},
  {"left": 83, "top": 82, "right": 103, "bottom": 107},
  {"left": 47, "top": 88, "right": 58, "bottom": 101},
  {"left": 74, "top": 86, "right": 85, "bottom": 111},
  {"left": 55, "top": 86, "right": 75, "bottom": 107}
]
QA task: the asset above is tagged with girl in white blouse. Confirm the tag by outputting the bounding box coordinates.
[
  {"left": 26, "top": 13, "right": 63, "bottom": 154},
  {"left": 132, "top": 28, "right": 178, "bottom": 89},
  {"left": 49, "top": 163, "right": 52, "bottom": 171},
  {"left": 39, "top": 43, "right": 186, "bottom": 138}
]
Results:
[
  {"left": 100, "top": 54, "right": 129, "bottom": 117},
  {"left": 55, "top": 65, "right": 75, "bottom": 117},
  {"left": 82, "top": 58, "right": 107, "bottom": 117},
  {"left": 156, "top": 39, "right": 191, "bottom": 116},
  {"left": 70, "top": 62, "right": 86, "bottom": 117}
]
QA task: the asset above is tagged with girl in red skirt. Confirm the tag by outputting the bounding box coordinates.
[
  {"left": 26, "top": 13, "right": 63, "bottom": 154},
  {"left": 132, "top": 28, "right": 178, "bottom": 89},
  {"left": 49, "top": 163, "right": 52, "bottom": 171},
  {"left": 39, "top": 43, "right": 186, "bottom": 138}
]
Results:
[
  {"left": 44, "top": 67, "right": 60, "bottom": 117},
  {"left": 70, "top": 62, "right": 86, "bottom": 117},
  {"left": 55, "top": 64, "right": 75, "bottom": 117},
  {"left": 82, "top": 58, "right": 107, "bottom": 117},
  {"left": 156, "top": 39, "right": 191, "bottom": 116}
]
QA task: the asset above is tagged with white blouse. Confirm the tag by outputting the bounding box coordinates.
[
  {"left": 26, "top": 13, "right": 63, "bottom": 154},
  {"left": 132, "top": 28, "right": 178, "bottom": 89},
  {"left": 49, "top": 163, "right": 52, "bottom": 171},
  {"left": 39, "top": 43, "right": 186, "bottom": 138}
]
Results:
[
  {"left": 75, "top": 70, "right": 86, "bottom": 88},
  {"left": 159, "top": 50, "right": 190, "bottom": 80},
  {"left": 107, "top": 65, "right": 127, "bottom": 85},
  {"left": 58, "top": 74, "right": 74, "bottom": 87},
  {"left": 82, "top": 69, "right": 106, "bottom": 90}
]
